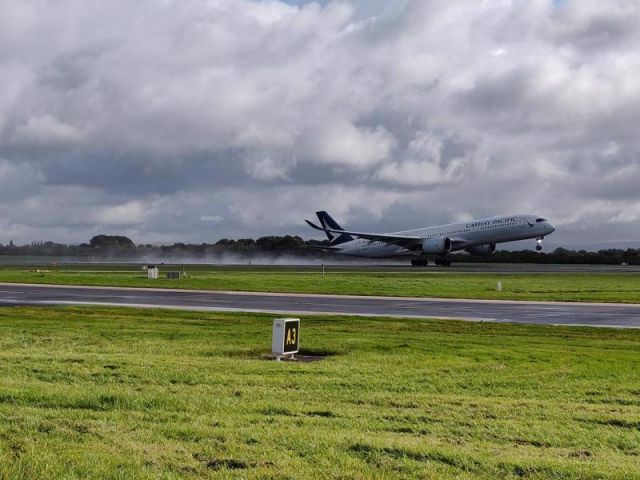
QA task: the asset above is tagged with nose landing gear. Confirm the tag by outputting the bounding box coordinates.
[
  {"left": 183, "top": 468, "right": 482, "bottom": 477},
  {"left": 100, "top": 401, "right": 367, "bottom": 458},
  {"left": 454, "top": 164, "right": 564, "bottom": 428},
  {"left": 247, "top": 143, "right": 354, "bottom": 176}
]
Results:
[{"left": 536, "top": 236, "right": 544, "bottom": 251}]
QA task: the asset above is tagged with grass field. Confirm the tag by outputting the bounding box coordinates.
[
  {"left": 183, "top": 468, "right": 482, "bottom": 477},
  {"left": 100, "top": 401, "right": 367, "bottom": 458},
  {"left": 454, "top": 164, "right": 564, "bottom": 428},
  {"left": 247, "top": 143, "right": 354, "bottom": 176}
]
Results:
[
  {"left": 0, "top": 264, "right": 638, "bottom": 303},
  {"left": 1, "top": 306, "right": 640, "bottom": 479}
]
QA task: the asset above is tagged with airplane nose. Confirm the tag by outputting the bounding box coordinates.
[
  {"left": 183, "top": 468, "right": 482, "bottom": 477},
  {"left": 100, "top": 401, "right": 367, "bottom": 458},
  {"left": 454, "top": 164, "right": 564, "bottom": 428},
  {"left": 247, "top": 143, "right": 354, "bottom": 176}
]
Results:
[{"left": 547, "top": 222, "right": 556, "bottom": 234}]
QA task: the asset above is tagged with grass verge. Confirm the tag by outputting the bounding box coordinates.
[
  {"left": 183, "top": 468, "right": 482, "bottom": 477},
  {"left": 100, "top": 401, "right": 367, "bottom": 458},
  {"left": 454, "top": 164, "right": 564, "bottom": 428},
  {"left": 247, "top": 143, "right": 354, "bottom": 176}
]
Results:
[
  {"left": 0, "top": 266, "right": 639, "bottom": 303},
  {"left": 0, "top": 306, "right": 639, "bottom": 478}
]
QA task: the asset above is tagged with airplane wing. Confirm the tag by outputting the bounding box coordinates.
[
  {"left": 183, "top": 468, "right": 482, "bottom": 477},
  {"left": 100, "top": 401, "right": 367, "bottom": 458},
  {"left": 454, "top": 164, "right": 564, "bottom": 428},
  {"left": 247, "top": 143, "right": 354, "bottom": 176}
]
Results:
[{"left": 306, "top": 220, "right": 424, "bottom": 250}]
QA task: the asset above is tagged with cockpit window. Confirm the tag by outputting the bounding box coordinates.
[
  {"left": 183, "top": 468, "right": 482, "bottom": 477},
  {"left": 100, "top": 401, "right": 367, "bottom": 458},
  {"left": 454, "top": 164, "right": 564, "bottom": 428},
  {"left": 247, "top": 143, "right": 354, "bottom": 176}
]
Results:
[{"left": 536, "top": 218, "right": 547, "bottom": 223}]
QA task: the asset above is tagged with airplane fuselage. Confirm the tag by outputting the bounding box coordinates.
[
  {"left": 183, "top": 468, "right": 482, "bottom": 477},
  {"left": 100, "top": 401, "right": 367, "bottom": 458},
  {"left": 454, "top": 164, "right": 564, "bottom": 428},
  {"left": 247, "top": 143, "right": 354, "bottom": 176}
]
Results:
[{"left": 329, "top": 214, "right": 555, "bottom": 258}]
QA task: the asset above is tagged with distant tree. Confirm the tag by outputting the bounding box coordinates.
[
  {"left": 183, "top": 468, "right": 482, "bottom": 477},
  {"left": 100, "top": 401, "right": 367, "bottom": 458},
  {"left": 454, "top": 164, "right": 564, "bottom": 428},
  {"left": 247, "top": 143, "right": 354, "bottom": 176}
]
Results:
[
  {"left": 256, "top": 235, "right": 305, "bottom": 252},
  {"left": 89, "top": 235, "right": 135, "bottom": 250},
  {"left": 623, "top": 249, "right": 640, "bottom": 264},
  {"left": 236, "top": 239, "right": 255, "bottom": 250}
]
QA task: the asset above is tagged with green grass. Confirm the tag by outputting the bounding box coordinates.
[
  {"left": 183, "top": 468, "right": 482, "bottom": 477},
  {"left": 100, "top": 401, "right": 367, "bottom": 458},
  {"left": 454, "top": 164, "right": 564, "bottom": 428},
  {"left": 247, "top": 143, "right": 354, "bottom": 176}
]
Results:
[
  {"left": 1, "top": 307, "right": 640, "bottom": 478},
  {"left": 0, "top": 265, "right": 639, "bottom": 303}
]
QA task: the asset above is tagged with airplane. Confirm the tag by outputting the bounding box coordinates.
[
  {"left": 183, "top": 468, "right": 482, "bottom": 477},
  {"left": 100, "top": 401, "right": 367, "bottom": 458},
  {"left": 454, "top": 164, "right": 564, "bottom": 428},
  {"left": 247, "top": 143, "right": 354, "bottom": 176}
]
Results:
[{"left": 306, "top": 211, "right": 556, "bottom": 266}]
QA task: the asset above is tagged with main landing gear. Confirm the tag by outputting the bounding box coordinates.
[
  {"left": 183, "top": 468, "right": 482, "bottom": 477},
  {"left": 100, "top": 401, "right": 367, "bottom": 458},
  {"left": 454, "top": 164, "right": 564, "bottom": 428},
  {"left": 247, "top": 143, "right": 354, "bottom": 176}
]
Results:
[
  {"left": 536, "top": 236, "right": 544, "bottom": 251},
  {"left": 411, "top": 256, "right": 429, "bottom": 267},
  {"left": 435, "top": 256, "right": 452, "bottom": 266},
  {"left": 411, "top": 255, "right": 452, "bottom": 267}
]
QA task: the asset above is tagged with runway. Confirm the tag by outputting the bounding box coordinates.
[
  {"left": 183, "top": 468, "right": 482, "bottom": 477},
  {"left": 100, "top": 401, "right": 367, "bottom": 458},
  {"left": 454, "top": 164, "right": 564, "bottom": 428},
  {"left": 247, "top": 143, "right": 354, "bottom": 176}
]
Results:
[{"left": 1, "top": 283, "right": 640, "bottom": 328}]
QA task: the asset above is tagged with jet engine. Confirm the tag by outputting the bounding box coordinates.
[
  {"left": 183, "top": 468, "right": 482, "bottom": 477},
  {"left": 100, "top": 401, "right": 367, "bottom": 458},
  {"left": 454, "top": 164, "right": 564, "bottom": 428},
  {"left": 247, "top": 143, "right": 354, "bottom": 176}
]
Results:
[
  {"left": 421, "top": 237, "right": 452, "bottom": 254},
  {"left": 466, "top": 244, "right": 496, "bottom": 256}
]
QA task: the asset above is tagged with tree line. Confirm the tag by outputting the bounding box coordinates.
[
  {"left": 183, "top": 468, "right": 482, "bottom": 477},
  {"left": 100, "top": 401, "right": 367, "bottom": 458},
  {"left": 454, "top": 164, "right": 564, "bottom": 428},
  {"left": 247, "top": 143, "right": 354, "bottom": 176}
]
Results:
[
  {"left": 0, "top": 235, "right": 638, "bottom": 264},
  {"left": 0, "top": 235, "right": 331, "bottom": 260}
]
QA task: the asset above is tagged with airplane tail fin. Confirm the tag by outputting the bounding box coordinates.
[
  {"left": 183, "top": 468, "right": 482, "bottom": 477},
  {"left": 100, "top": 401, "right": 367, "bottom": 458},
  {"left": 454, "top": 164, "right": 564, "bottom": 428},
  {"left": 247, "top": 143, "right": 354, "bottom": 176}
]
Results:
[{"left": 316, "top": 211, "right": 354, "bottom": 245}]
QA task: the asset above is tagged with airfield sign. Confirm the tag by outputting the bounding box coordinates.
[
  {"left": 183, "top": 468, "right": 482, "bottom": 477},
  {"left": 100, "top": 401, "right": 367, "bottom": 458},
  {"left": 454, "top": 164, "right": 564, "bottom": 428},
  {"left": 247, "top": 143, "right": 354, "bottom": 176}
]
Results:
[{"left": 272, "top": 318, "right": 300, "bottom": 357}]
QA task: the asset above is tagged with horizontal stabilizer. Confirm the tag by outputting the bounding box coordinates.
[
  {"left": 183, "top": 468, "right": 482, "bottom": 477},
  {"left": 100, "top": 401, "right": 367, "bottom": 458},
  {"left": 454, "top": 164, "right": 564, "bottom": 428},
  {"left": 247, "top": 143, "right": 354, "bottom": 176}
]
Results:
[
  {"left": 306, "top": 219, "right": 323, "bottom": 231},
  {"left": 304, "top": 244, "right": 344, "bottom": 251}
]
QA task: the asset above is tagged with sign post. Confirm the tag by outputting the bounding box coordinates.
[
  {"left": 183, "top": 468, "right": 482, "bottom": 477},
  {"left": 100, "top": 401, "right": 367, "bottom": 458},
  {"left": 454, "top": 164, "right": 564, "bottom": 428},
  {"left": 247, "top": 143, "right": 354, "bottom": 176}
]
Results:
[
  {"left": 272, "top": 318, "right": 300, "bottom": 360},
  {"left": 147, "top": 265, "right": 159, "bottom": 280}
]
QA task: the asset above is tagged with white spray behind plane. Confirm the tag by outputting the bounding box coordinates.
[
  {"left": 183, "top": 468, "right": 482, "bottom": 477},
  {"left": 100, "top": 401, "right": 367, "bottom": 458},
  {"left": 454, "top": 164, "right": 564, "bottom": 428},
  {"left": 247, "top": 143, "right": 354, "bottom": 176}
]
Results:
[{"left": 306, "top": 211, "right": 556, "bottom": 266}]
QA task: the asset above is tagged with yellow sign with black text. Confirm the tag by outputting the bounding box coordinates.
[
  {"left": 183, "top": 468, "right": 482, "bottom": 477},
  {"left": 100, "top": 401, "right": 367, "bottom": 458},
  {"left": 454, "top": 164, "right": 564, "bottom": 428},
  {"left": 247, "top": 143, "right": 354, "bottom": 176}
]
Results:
[{"left": 283, "top": 320, "right": 299, "bottom": 354}]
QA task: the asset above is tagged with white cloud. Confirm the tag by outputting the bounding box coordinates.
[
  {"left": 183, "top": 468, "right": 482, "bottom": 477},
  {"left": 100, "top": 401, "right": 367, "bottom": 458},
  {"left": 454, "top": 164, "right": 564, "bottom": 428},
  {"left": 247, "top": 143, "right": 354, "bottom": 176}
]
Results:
[
  {"left": 376, "top": 132, "right": 471, "bottom": 186},
  {"left": 200, "top": 215, "right": 224, "bottom": 225},
  {"left": 243, "top": 156, "right": 293, "bottom": 181},
  {"left": 93, "top": 201, "right": 148, "bottom": 226},
  {"left": 310, "top": 122, "right": 395, "bottom": 169},
  {"left": 10, "top": 115, "right": 84, "bottom": 147}
]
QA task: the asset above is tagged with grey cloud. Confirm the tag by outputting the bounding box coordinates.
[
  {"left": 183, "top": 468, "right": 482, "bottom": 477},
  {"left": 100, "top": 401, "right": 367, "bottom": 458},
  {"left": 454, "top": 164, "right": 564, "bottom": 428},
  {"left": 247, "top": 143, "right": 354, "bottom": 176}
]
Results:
[{"left": 456, "top": 69, "right": 532, "bottom": 118}]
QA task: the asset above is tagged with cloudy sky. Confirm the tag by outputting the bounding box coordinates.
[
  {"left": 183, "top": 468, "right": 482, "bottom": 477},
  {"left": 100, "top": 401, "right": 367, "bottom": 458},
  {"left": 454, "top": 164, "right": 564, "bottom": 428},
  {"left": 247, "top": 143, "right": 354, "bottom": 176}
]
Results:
[{"left": 1, "top": 0, "right": 639, "bottom": 248}]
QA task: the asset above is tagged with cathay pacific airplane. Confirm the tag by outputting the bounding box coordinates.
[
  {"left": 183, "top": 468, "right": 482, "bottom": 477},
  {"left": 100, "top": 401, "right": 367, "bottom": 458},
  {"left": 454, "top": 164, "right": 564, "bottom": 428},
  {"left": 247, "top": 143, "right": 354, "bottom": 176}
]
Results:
[{"left": 306, "top": 211, "right": 555, "bottom": 266}]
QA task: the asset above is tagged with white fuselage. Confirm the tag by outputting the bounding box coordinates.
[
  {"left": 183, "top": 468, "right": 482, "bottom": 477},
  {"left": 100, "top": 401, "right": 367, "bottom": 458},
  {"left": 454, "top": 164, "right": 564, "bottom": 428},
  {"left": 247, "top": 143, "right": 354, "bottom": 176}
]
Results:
[{"left": 333, "top": 214, "right": 555, "bottom": 258}]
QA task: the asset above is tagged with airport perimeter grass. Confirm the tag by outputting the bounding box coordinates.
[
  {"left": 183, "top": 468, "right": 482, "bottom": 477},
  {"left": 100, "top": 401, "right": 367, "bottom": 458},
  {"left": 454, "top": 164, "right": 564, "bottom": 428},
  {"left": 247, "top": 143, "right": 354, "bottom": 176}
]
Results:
[
  {"left": 0, "top": 265, "right": 639, "bottom": 302},
  {"left": 1, "top": 307, "right": 640, "bottom": 479}
]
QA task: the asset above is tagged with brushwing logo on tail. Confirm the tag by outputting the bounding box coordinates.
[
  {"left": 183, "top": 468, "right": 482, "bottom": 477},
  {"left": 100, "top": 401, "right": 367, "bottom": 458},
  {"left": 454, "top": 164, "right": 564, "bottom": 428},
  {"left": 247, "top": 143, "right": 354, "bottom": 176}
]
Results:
[
  {"left": 316, "top": 211, "right": 354, "bottom": 245},
  {"left": 318, "top": 214, "right": 337, "bottom": 242}
]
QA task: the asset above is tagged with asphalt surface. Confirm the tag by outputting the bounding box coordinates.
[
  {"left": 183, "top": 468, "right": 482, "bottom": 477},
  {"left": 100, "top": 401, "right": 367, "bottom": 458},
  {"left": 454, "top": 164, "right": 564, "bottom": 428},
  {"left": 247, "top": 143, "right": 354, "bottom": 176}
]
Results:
[{"left": 1, "top": 283, "right": 640, "bottom": 328}]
